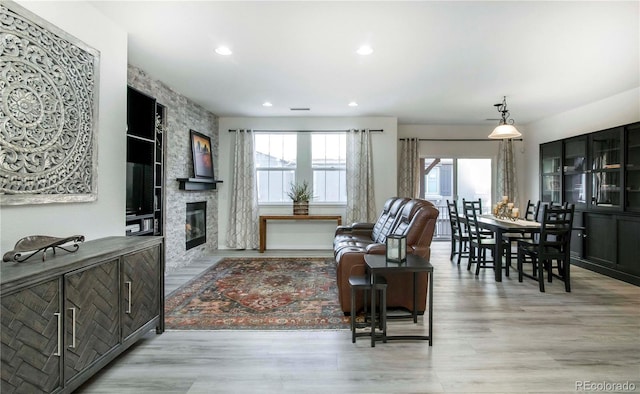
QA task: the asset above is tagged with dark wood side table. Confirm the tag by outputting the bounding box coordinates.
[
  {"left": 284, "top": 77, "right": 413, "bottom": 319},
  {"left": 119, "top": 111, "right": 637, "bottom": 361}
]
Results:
[{"left": 364, "top": 253, "right": 434, "bottom": 347}]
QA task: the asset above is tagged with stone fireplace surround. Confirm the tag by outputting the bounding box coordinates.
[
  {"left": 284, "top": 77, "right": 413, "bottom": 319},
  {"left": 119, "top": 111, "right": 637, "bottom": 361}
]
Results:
[{"left": 128, "top": 65, "right": 219, "bottom": 272}]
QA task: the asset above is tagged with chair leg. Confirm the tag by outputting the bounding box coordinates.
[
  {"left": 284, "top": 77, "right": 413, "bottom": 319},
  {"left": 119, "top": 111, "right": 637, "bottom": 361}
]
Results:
[
  {"left": 450, "top": 238, "right": 455, "bottom": 260},
  {"left": 467, "top": 246, "right": 475, "bottom": 271},
  {"left": 564, "top": 258, "right": 571, "bottom": 292},
  {"left": 517, "top": 248, "right": 524, "bottom": 283},
  {"left": 475, "top": 248, "right": 483, "bottom": 275},
  {"left": 538, "top": 258, "right": 546, "bottom": 292},
  {"left": 456, "top": 239, "right": 464, "bottom": 265}
]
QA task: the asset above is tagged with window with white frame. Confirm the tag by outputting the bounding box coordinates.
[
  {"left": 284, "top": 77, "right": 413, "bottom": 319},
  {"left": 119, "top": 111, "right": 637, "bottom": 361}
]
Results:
[
  {"left": 254, "top": 132, "right": 347, "bottom": 204},
  {"left": 255, "top": 133, "right": 297, "bottom": 203},
  {"left": 312, "top": 133, "right": 346, "bottom": 203}
]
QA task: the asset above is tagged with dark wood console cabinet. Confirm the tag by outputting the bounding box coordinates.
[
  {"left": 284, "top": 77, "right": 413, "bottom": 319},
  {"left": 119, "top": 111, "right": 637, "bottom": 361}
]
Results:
[
  {"left": 540, "top": 121, "right": 640, "bottom": 285},
  {"left": 1, "top": 236, "right": 164, "bottom": 393}
]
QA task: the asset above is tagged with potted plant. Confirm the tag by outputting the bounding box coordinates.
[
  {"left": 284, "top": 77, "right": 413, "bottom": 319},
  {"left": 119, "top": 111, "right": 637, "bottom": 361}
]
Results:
[{"left": 287, "top": 181, "right": 313, "bottom": 215}]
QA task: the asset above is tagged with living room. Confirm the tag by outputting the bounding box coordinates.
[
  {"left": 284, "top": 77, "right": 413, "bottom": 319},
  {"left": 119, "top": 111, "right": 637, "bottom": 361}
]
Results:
[
  {"left": 2, "top": 1, "right": 638, "bottom": 265},
  {"left": 1, "top": 1, "right": 639, "bottom": 393}
]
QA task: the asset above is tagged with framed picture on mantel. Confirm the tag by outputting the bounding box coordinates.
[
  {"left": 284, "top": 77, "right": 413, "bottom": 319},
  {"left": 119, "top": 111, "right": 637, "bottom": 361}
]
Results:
[{"left": 190, "top": 130, "right": 214, "bottom": 179}]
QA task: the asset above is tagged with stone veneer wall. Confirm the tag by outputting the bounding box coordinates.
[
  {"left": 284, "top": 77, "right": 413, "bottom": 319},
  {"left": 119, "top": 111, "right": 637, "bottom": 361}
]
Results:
[{"left": 128, "top": 65, "right": 219, "bottom": 272}]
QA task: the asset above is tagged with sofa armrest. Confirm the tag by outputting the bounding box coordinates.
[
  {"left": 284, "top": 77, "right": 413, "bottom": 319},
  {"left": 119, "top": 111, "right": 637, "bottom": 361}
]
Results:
[
  {"left": 365, "top": 243, "right": 386, "bottom": 255},
  {"left": 350, "top": 222, "right": 375, "bottom": 230},
  {"left": 335, "top": 222, "right": 375, "bottom": 236}
]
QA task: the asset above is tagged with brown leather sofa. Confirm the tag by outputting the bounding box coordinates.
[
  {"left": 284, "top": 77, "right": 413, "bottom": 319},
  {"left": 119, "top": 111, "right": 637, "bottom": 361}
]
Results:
[{"left": 334, "top": 197, "right": 440, "bottom": 314}]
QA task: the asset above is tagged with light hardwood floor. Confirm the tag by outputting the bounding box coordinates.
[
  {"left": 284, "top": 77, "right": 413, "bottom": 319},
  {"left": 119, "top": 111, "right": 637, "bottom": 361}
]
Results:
[{"left": 77, "top": 242, "right": 640, "bottom": 393}]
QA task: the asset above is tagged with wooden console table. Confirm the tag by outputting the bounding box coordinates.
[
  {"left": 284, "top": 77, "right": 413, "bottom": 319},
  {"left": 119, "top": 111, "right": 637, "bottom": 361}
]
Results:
[{"left": 259, "top": 215, "right": 342, "bottom": 252}]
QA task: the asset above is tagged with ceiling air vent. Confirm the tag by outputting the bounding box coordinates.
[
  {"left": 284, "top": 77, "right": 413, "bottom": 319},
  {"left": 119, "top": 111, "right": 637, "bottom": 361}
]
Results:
[{"left": 290, "top": 107, "right": 310, "bottom": 111}]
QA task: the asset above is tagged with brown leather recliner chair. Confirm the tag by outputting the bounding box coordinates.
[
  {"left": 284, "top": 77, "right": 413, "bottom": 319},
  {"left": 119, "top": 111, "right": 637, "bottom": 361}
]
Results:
[{"left": 334, "top": 197, "right": 439, "bottom": 314}]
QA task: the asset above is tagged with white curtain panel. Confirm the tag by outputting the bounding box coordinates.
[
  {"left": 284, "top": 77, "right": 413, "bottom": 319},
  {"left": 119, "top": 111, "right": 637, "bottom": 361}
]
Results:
[
  {"left": 226, "top": 130, "right": 259, "bottom": 249},
  {"left": 345, "top": 129, "right": 376, "bottom": 224},
  {"left": 496, "top": 139, "right": 520, "bottom": 206},
  {"left": 397, "top": 138, "right": 420, "bottom": 198}
]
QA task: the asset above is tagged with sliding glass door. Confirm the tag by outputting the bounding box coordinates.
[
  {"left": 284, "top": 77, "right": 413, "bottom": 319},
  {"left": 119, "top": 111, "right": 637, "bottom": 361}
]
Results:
[
  {"left": 457, "top": 158, "right": 492, "bottom": 214},
  {"left": 421, "top": 158, "right": 492, "bottom": 240}
]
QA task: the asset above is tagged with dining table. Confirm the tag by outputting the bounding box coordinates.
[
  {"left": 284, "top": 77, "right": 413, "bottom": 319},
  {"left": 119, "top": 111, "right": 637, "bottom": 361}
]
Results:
[{"left": 459, "top": 215, "right": 541, "bottom": 282}]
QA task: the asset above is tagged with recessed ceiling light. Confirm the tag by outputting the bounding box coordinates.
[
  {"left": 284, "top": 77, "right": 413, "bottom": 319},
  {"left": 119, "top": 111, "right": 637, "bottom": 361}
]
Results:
[
  {"left": 348, "top": 101, "right": 358, "bottom": 107},
  {"left": 356, "top": 45, "right": 373, "bottom": 55},
  {"left": 215, "top": 46, "right": 232, "bottom": 56},
  {"left": 262, "top": 102, "right": 273, "bottom": 107}
]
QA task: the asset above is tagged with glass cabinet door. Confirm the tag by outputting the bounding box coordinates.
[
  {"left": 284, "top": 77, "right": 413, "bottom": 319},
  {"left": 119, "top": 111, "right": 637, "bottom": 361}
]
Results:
[
  {"left": 626, "top": 123, "right": 640, "bottom": 211},
  {"left": 590, "top": 127, "right": 623, "bottom": 208},
  {"left": 540, "top": 141, "right": 562, "bottom": 203},
  {"left": 563, "top": 136, "right": 587, "bottom": 208}
]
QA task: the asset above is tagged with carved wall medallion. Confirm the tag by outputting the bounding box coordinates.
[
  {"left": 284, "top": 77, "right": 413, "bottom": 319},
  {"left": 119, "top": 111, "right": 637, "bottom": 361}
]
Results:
[{"left": 0, "top": 1, "right": 100, "bottom": 205}]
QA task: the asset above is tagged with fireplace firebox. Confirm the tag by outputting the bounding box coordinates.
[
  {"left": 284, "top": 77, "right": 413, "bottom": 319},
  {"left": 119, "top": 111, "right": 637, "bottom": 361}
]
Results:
[{"left": 186, "top": 201, "right": 206, "bottom": 250}]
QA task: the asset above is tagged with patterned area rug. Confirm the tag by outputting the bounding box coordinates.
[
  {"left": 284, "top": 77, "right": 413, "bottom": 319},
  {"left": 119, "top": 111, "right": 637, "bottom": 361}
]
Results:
[{"left": 165, "top": 257, "right": 350, "bottom": 330}]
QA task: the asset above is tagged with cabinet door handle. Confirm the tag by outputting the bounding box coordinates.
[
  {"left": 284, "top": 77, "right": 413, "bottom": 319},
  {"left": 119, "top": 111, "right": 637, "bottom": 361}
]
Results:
[
  {"left": 68, "top": 307, "right": 76, "bottom": 349},
  {"left": 125, "top": 281, "right": 132, "bottom": 314},
  {"left": 54, "top": 312, "right": 62, "bottom": 356}
]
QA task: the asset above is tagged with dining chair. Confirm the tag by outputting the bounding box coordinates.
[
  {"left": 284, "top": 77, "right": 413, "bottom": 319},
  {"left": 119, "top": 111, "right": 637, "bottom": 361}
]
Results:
[
  {"left": 534, "top": 201, "right": 568, "bottom": 222},
  {"left": 446, "top": 200, "right": 469, "bottom": 265},
  {"left": 462, "top": 198, "right": 483, "bottom": 215},
  {"left": 462, "top": 200, "right": 509, "bottom": 276},
  {"left": 461, "top": 198, "right": 493, "bottom": 237},
  {"left": 505, "top": 199, "right": 541, "bottom": 245},
  {"left": 516, "top": 204, "right": 574, "bottom": 292},
  {"left": 524, "top": 200, "right": 541, "bottom": 221}
]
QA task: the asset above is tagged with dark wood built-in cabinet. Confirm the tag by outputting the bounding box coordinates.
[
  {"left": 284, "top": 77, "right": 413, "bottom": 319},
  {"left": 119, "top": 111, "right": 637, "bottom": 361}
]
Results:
[
  {"left": 540, "top": 122, "right": 640, "bottom": 285},
  {"left": 626, "top": 122, "right": 640, "bottom": 212},
  {"left": 1, "top": 237, "right": 164, "bottom": 394},
  {"left": 126, "top": 87, "right": 164, "bottom": 236},
  {"left": 540, "top": 141, "right": 562, "bottom": 203},
  {"left": 562, "top": 135, "right": 588, "bottom": 210}
]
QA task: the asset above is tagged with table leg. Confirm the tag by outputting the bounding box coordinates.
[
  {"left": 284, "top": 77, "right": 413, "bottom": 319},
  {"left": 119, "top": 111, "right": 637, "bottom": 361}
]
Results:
[
  {"left": 412, "top": 273, "right": 417, "bottom": 323},
  {"left": 428, "top": 270, "right": 433, "bottom": 346},
  {"left": 370, "top": 273, "right": 376, "bottom": 348},
  {"left": 259, "top": 218, "right": 266, "bottom": 253},
  {"left": 495, "top": 230, "right": 503, "bottom": 282}
]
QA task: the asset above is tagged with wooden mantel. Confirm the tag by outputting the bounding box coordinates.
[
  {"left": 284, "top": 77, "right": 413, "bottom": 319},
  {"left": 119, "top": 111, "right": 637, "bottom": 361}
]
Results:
[{"left": 176, "top": 178, "right": 223, "bottom": 191}]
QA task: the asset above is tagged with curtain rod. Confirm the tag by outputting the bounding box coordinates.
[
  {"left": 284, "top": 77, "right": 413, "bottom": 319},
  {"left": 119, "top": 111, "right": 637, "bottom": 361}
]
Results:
[
  {"left": 228, "top": 129, "right": 383, "bottom": 133},
  {"left": 399, "top": 138, "right": 523, "bottom": 142}
]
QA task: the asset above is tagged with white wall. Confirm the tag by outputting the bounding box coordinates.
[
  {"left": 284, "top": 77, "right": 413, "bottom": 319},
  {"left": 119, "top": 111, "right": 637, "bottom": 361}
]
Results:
[
  {"left": 522, "top": 88, "right": 640, "bottom": 201},
  {"left": 398, "top": 124, "right": 527, "bottom": 209},
  {"left": 218, "top": 117, "right": 397, "bottom": 250},
  {"left": 0, "top": 2, "right": 128, "bottom": 254}
]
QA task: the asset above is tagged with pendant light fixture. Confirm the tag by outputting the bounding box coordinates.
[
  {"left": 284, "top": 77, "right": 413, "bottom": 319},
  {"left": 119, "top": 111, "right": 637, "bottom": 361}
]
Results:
[{"left": 488, "top": 96, "right": 522, "bottom": 139}]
